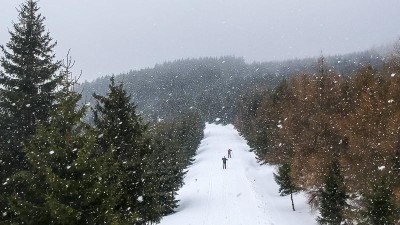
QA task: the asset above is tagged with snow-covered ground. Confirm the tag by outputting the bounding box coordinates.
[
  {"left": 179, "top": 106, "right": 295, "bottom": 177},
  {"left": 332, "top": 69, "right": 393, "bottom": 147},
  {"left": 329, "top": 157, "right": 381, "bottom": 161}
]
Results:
[{"left": 159, "top": 123, "right": 317, "bottom": 225}]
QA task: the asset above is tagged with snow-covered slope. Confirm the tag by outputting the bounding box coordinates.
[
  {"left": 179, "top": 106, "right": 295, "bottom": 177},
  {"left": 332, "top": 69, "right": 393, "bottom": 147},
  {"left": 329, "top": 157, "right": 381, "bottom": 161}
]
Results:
[{"left": 159, "top": 123, "right": 317, "bottom": 225}]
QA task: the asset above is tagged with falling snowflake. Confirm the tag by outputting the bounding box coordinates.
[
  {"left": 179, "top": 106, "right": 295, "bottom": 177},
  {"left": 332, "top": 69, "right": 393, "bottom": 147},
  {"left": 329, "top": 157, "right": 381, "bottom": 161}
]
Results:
[
  {"left": 98, "top": 133, "right": 104, "bottom": 138},
  {"left": 391, "top": 73, "right": 396, "bottom": 77},
  {"left": 49, "top": 150, "right": 54, "bottom": 155},
  {"left": 388, "top": 99, "right": 394, "bottom": 103},
  {"left": 378, "top": 166, "right": 385, "bottom": 171},
  {"left": 137, "top": 196, "right": 143, "bottom": 202},
  {"left": 277, "top": 124, "right": 283, "bottom": 128},
  {"left": 26, "top": 104, "right": 31, "bottom": 107},
  {"left": 66, "top": 165, "right": 71, "bottom": 169}
]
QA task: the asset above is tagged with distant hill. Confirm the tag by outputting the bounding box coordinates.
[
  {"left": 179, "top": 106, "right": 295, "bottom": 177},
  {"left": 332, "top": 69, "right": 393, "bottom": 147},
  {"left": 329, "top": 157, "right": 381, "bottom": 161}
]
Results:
[{"left": 77, "top": 50, "right": 384, "bottom": 123}]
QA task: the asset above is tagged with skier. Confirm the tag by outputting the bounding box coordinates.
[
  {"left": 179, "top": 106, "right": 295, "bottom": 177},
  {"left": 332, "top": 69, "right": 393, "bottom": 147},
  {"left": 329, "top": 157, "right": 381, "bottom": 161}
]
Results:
[
  {"left": 228, "top": 149, "right": 232, "bottom": 158},
  {"left": 222, "top": 156, "right": 228, "bottom": 169}
]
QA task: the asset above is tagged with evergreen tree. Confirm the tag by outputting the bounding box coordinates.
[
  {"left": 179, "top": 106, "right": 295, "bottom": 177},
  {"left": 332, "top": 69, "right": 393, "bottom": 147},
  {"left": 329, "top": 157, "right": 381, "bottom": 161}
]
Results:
[
  {"left": 92, "top": 77, "right": 151, "bottom": 224},
  {"left": 142, "top": 129, "right": 183, "bottom": 221},
  {"left": 317, "top": 158, "right": 347, "bottom": 225},
  {"left": 3, "top": 75, "right": 96, "bottom": 224},
  {"left": 0, "top": 0, "right": 64, "bottom": 220},
  {"left": 0, "top": 0, "right": 62, "bottom": 177},
  {"left": 274, "top": 163, "right": 301, "bottom": 211},
  {"left": 362, "top": 175, "right": 398, "bottom": 225},
  {"left": 141, "top": 112, "right": 204, "bottom": 222}
]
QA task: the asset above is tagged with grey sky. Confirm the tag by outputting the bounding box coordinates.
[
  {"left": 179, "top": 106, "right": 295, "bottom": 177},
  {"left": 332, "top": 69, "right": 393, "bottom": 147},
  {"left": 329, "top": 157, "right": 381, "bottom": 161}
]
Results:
[{"left": 1, "top": 0, "right": 399, "bottom": 81}]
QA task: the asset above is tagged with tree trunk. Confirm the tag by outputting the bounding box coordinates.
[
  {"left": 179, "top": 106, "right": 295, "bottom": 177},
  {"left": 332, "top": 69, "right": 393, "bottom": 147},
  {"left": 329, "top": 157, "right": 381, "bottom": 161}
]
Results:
[{"left": 291, "top": 193, "right": 295, "bottom": 211}]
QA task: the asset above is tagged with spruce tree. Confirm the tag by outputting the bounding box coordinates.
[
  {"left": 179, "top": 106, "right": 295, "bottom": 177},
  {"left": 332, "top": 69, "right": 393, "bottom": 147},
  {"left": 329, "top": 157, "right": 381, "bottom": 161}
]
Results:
[
  {"left": 92, "top": 77, "right": 151, "bottom": 224},
  {"left": 363, "top": 175, "right": 398, "bottom": 225},
  {"left": 317, "top": 158, "right": 347, "bottom": 225},
  {"left": 0, "top": 0, "right": 63, "bottom": 220},
  {"left": 273, "top": 163, "right": 301, "bottom": 211},
  {"left": 3, "top": 76, "right": 96, "bottom": 224},
  {"left": 0, "top": 0, "right": 62, "bottom": 177},
  {"left": 140, "top": 112, "right": 204, "bottom": 222}
]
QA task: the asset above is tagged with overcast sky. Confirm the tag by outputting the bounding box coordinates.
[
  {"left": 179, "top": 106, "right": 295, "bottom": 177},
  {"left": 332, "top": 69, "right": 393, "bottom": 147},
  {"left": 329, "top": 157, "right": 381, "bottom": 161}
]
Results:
[{"left": 1, "top": 0, "right": 400, "bottom": 81}]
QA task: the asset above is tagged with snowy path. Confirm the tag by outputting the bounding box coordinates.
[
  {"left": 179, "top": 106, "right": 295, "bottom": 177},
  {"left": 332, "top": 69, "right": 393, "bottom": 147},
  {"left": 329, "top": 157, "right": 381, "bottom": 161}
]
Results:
[{"left": 159, "top": 123, "right": 317, "bottom": 225}]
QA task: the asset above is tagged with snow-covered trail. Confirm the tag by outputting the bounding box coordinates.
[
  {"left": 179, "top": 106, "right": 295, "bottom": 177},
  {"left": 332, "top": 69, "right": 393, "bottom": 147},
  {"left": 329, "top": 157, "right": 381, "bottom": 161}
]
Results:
[{"left": 159, "top": 123, "right": 317, "bottom": 225}]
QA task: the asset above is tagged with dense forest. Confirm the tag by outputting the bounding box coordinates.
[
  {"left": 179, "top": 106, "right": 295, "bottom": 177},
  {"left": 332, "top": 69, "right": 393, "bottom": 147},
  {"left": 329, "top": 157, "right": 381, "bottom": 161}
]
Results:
[
  {"left": 235, "top": 49, "right": 400, "bottom": 224},
  {"left": 78, "top": 50, "right": 384, "bottom": 124},
  {"left": 0, "top": 1, "right": 203, "bottom": 224}
]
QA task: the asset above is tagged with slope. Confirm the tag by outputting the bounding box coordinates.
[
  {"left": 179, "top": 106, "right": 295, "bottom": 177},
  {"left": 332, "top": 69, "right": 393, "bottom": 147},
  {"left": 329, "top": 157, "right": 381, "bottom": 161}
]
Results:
[{"left": 159, "top": 123, "right": 317, "bottom": 225}]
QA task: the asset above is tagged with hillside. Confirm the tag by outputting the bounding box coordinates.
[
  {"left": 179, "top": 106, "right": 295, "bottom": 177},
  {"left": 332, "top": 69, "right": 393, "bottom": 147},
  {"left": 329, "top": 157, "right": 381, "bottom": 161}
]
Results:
[{"left": 77, "top": 51, "right": 384, "bottom": 124}]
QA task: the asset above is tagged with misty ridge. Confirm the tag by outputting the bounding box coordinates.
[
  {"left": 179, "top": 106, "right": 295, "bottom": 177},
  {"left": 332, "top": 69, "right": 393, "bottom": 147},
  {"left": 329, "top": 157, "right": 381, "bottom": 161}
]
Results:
[{"left": 78, "top": 49, "right": 386, "bottom": 124}]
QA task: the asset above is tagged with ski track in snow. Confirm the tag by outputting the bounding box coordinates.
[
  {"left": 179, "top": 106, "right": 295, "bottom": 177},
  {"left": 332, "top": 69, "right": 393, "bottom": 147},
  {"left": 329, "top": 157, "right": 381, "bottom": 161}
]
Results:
[{"left": 159, "top": 123, "right": 317, "bottom": 225}]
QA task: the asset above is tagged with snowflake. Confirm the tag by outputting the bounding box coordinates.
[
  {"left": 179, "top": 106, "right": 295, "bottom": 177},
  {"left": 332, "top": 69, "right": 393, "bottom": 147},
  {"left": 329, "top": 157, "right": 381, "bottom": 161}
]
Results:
[{"left": 49, "top": 150, "right": 54, "bottom": 155}]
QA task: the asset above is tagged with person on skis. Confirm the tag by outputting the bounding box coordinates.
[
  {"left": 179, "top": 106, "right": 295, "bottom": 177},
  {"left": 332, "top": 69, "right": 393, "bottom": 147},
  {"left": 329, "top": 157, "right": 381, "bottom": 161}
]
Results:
[
  {"left": 222, "top": 156, "right": 228, "bottom": 169},
  {"left": 228, "top": 149, "right": 232, "bottom": 158}
]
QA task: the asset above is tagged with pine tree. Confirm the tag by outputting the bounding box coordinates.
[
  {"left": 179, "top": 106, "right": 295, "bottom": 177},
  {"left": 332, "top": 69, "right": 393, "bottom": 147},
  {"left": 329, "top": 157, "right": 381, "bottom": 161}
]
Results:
[
  {"left": 0, "top": 1, "right": 64, "bottom": 220},
  {"left": 3, "top": 73, "right": 96, "bottom": 224},
  {"left": 363, "top": 175, "right": 398, "bottom": 225},
  {"left": 317, "top": 158, "right": 347, "bottom": 225},
  {"left": 0, "top": 0, "right": 63, "bottom": 177},
  {"left": 92, "top": 77, "right": 151, "bottom": 224},
  {"left": 274, "top": 163, "right": 301, "bottom": 211}
]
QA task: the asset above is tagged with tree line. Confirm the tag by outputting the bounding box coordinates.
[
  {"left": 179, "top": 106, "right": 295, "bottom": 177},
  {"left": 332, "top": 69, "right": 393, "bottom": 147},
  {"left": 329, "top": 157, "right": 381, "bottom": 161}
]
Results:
[
  {"left": 78, "top": 46, "right": 384, "bottom": 125},
  {"left": 0, "top": 1, "right": 204, "bottom": 224},
  {"left": 235, "top": 50, "right": 400, "bottom": 224}
]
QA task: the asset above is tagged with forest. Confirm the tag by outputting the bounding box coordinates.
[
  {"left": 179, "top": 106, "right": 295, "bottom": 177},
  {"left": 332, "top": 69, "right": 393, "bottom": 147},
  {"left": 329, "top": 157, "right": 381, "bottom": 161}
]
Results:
[
  {"left": 234, "top": 51, "right": 400, "bottom": 224},
  {"left": 78, "top": 50, "right": 384, "bottom": 124},
  {"left": 0, "top": 1, "right": 204, "bottom": 224},
  {"left": 1, "top": 0, "right": 400, "bottom": 224}
]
